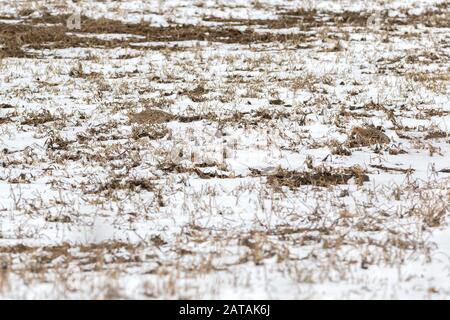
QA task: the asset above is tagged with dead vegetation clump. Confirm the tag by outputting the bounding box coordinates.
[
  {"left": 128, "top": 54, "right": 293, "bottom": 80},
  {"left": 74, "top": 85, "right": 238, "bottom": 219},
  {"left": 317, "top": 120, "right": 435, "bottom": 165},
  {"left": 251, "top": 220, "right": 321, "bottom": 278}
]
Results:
[
  {"left": 255, "top": 109, "right": 290, "bottom": 120},
  {"left": 88, "top": 177, "right": 154, "bottom": 195},
  {"left": 45, "top": 133, "right": 72, "bottom": 151},
  {"left": 0, "top": 241, "right": 141, "bottom": 273},
  {"left": 406, "top": 72, "right": 449, "bottom": 93},
  {"left": 45, "top": 215, "right": 72, "bottom": 223},
  {"left": 176, "top": 112, "right": 217, "bottom": 123},
  {"left": 21, "top": 109, "right": 58, "bottom": 126},
  {"left": 158, "top": 162, "right": 230, "bottom": 179},
  {"left": 328, "top": 139, "right": 352, "bottom": 156},
  {"left": 370, "top": 164, "right": 414, "bottom": 174},
  {"left": 363, "top": 102, "right": 399, "bottom": 127},
  {"left": 0, "top": 116, "right": 12, "bottom": 125},
  {"left": 267, "top": 166, "right": 369, "bottom": 189},
  {"left": 424, "top": 130, "right": 448, "bottom": 140},
  {"left": 407, "top": 197, "right": 448, "bottom": 228}
]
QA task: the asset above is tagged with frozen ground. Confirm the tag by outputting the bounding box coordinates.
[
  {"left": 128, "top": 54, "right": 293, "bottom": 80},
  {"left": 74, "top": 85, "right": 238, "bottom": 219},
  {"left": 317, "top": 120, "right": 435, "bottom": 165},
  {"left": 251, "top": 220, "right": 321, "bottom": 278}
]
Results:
[{"left": 0, "top": 0, "right": 449, "bottom": 299}]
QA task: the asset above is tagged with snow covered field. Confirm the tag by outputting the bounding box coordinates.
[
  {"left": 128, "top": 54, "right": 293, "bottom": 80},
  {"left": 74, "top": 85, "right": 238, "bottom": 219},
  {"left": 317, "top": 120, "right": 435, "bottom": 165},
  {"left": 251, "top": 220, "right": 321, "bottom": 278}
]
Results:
[{"left": 0, "top": 0, "right": 449, "bottom": 299}]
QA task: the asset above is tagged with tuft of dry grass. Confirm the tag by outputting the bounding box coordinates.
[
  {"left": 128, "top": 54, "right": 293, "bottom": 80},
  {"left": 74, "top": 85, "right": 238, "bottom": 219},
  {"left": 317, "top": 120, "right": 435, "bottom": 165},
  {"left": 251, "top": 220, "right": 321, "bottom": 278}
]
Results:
[{"left": 267, "top": 166, "right": 369, "bottom": 189}]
